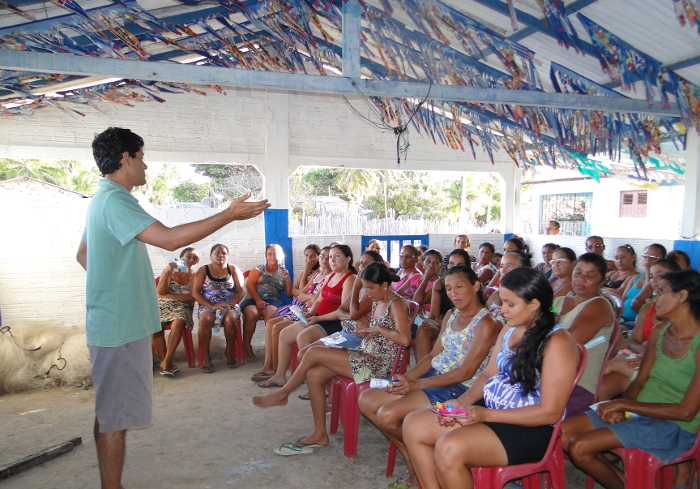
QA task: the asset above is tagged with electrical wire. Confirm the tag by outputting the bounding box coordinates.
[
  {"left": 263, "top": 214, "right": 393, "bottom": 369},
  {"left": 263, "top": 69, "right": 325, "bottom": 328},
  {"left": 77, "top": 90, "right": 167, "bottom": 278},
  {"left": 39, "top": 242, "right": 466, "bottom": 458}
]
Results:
[{"left": 343, "top": 79, "right": 433, "bottom": 164}]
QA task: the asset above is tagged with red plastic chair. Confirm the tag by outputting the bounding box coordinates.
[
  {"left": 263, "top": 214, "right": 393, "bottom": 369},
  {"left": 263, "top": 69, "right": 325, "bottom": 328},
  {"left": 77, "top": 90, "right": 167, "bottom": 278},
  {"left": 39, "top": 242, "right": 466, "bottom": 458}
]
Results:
[
  {"left": 484, "top": 287, "right": 498, "bottom": 299},
  {"left": 584, "top": 431, "right": 700, "bottom": 489},
  {"left": 330, "top": 300, "right": 419, "bottom": 458},
  {"left": 197, "top": 316, "right": 245, "bottom": 368},
  {"left": 153, "top": 276, "right": 196, "bottom": 368},
  {"left": 468, "top": 343, "right": 587, "bottom": 489},
  {"left": 602, "top": 292, "right": 624, "bottom": 322},
  {"left": 290, "top": 342, "right": 300, "bottom": 375},
  {"left": 594, "top": 319, "right": 621, "bottom": 403}
]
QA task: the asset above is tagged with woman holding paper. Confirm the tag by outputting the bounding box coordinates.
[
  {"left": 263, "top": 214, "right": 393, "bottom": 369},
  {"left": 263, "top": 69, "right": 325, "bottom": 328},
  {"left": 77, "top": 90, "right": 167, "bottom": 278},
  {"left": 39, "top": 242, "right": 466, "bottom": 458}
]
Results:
[
  {"left": 552, "top": 252, "right": 615, "bottom": 416},
  {"left": 257, "top": 244, "right": 356, "bottom": 388},
  {"left": 402, "top": 267, "right": 579, "bottom": 489},
  {"left": 563, "top": 270, "right": 700, "bottom": 489},
  {"left": 252, "top": 262, "right": 411, "bottom": 455},
  {"left": 358, "top": 265, "right": 500, "bottom": 487}
]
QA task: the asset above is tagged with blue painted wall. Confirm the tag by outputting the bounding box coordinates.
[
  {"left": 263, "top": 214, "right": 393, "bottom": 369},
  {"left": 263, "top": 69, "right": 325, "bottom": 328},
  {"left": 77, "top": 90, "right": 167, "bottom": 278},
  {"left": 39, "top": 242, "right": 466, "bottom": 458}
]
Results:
[
  {"left": 673, "top": 240, "right": 700, "bottom": 271},
  {"left": 264, "top": 208, "right": 294, "bottom": 304}
]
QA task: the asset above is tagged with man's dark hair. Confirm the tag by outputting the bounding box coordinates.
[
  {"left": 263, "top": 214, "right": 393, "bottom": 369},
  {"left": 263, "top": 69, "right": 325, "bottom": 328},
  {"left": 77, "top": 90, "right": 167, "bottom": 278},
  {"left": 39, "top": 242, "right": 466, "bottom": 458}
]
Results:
[
  {"left": 92, "top": 127, "right": 144, "bottom": 176},
  {"left": 548, "top": 220, "right": 561, "bottom": 230}
]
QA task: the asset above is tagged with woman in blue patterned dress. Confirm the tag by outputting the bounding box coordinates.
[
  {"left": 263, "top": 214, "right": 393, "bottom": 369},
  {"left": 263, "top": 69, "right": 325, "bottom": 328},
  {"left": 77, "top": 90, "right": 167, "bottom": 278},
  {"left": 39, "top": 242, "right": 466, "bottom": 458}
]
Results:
[{"left": 403, "top": 268, "right": 580, "bottom": 489}]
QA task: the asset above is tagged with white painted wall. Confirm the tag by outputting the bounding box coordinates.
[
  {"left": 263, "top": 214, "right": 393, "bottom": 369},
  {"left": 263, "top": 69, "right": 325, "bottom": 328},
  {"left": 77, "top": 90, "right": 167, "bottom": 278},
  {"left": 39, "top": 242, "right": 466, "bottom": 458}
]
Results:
[
  {"left": 527, "top": 178, "right": 683, "bottom": 240},
  {"left": 521, "top": 234, "right": 675, "bottom": 269},
  {"left": 0, "top": 186, "right": 265, "bottom": 328}
]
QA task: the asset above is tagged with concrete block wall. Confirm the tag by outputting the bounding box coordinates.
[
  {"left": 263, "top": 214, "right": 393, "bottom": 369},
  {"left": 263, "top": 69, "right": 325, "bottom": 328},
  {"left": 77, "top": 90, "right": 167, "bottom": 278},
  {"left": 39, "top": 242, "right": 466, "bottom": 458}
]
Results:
[
  {"left": 521, "top": 234, "right": 675, "bottom": 268},
  {"left": 0, "top": 193, "right": 265, "bottom": 328}
]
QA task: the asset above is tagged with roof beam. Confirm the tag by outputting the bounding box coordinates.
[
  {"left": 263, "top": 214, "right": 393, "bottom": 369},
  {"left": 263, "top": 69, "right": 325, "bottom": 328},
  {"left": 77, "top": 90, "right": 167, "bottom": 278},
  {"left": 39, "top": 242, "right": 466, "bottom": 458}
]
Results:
[
  {"left": 469, "top": 0, "right": 599, "bottom": 57},
  {"left": 0, "top": 50, "right": 681, "bottom": 116},
  {"left": 666, "top": 54, "right": 700, "bottom": 72},
  {"left": 342, "top": 0, "right": 361, "bottom": 78}
]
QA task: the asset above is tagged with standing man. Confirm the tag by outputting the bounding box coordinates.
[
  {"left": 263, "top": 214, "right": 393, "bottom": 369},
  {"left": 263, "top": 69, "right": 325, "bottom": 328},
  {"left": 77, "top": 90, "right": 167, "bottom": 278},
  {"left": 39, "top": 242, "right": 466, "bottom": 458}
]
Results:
[
  {"left": 76, "top": 127, "right": 269, "bottom": 489},
  {"left": 545, "top": 220, "right": 561, "bottom": 235}
]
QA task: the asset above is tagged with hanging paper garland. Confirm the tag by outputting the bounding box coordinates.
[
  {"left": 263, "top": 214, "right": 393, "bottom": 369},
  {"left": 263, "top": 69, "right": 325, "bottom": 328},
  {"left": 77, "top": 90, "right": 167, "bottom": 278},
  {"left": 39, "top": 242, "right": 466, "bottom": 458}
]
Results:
[
  {"left": 667, "top": 70, "right": 700, "bottom": 129},
  {"left": 535, "top": 0, "right": 582, "bottom": 52},
  {"left": 577, "top": 14, "right": 669, "bottom": 108},
  {"left": 671, "top": 0, "right": 700, "bottom": 34}
]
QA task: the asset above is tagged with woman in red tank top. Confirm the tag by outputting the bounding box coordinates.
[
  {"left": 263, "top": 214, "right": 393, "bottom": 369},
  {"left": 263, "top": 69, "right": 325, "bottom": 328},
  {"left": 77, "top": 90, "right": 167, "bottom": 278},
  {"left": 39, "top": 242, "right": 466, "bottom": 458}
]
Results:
[
  {"left": 598, "top": 259, "right": 682, "bottom": 400},
  {"left": 257, "top": 244, "right": 357, "bottom": 388}
]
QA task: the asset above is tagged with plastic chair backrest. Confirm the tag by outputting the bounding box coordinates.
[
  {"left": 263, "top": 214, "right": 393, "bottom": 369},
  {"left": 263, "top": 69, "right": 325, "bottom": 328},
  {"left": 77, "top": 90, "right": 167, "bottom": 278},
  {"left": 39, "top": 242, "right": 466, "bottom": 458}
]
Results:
[
  {"left": 485, "top": 286, "right": 498, "bottom": 299},
  {"left": 593, "top": 319, "right": 621, "bottom": 402},
  {"left": 538, "top": 343, "right": 587, "bottom": 461},
  {"left": 601, "top": 292, "right": 624, "bottom": 322},
  {"left": 407, "top": 300, "right": 420, "bottom": 326}
]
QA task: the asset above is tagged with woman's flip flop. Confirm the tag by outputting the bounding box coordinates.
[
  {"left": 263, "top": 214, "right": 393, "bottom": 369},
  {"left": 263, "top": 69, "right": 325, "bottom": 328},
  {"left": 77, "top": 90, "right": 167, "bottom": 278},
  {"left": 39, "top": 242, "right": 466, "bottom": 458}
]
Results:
[{"left": 273, "top": 442, "right": 313, "bottom": 456}]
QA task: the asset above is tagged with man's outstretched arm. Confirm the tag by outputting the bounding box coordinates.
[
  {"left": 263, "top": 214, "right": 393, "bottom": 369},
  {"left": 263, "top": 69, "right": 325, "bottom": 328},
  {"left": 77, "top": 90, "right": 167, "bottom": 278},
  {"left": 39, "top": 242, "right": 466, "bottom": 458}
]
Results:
[{"left": 136, "top": 193, "right": 270, "bottom": 251}]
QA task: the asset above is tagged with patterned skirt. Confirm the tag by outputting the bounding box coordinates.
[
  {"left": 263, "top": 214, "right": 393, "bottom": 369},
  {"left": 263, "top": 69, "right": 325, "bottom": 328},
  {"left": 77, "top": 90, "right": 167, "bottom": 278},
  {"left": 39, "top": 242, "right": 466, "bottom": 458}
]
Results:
[{"left": 159, "top": 298, "right": 194, "bottom": 330}]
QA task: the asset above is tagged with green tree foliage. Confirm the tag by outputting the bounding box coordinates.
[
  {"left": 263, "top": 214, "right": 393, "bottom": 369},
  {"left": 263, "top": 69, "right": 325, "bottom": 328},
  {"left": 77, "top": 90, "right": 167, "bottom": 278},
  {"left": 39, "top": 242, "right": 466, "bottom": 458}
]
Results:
[
  {"left": 0, "top": 158, "right": 101, "bottom": 195},
  {"left": 193, "top": 164, "right": 263, "bottom": 200},
  {"left": 289, "top": 166, "right": 503, "bottom": 225},
  {"left": 172, "top": 180, "right": 211, "bottom": 202}
]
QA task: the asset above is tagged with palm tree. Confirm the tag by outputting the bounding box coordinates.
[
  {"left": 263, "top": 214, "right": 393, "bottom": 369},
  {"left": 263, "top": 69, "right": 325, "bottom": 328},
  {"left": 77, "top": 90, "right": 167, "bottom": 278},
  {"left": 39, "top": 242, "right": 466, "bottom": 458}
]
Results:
[
  {"left": 0, "top": 159, "right": 69, "bottom": 186},
  {"left": 334, "top": 169, "right": 379, "bottom": 201},
  {"left": 70, "top": 169, "right": 99, "bottom": 195}
]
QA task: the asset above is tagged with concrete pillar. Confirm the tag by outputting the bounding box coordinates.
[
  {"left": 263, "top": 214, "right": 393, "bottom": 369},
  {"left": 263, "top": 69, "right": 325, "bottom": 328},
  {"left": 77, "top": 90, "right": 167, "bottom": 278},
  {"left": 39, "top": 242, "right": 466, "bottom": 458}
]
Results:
[
  {"left": 260, "top": 91, "right": 296, "bottom": 207},
  {"left": 497, "top": 164, "right": 521, "bottom": 234},
  {"left": 681, "top": 130, "right": 700, "bottom": 240}
]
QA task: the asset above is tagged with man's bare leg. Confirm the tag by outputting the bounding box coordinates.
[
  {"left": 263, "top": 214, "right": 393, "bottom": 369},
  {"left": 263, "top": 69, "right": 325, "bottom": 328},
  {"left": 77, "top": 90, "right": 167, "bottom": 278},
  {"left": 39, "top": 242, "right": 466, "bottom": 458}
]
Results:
[{"left": 94, "top": 417, "right": 126, "bottom": 489}]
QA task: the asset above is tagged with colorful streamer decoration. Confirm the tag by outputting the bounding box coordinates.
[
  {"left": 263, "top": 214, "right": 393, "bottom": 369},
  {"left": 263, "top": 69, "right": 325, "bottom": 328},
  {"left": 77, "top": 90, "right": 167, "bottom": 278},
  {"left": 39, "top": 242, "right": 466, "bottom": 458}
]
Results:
[
  {"left": 535, "top": 0, "right": 582, "bottom": 52},
  {"left": 578, "top": 14, "right": 669, "bottom": 108},
  {"left": 671, "top": 0, "right": 700, "bottom": 33},
  {"left": 0, "top": 0, "right": 689, "bottom": 184}
]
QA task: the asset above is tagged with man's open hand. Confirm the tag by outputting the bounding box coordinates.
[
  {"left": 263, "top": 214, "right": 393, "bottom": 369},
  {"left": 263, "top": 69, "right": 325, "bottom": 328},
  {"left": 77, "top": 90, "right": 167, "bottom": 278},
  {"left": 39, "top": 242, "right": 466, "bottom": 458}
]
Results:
[{"left": 226, "top": 193, "right": 271, "bottom": 221}]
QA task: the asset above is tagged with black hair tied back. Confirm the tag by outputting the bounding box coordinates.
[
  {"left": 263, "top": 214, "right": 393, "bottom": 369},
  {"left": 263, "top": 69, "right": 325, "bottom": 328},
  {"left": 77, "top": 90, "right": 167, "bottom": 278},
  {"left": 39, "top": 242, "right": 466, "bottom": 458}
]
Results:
[{"left": 501, "top": 268, "right": 558, "bottom": 394}]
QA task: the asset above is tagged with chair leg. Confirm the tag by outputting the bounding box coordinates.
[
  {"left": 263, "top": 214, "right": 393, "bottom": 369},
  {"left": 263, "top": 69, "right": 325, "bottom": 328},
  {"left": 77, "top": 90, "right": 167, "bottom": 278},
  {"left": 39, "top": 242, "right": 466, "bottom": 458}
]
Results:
[
  {"left": 330, "top": 380, "right": 341, "bottom": 434},
  {"left": 182, "top": 328, "right": 195, "bottom": 368},
  {"left": 343, "top": 384, "right": 361, "bottom": 458},
  {"left": 386, "top": 442, "right": 397, "bottom": 477},
  {"left": 233, "top": 320, "right": 245, "bottom": 366},
  {"left": 197, "top": 340, "right": 204, "bottom": 369}
]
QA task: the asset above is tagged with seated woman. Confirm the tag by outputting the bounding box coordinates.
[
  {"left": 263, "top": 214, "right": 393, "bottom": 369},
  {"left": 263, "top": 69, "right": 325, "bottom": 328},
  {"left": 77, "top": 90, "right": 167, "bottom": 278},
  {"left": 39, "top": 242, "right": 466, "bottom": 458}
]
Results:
[
  {"left": 535, "top": 243, "right": 558, "bottom": 279},
  {"left": 412, "top": 249, "right": 443, "bottom": 316},
  {"left": 598, "top": 258, "right": 682, "bottom": 401},
  {"left": 668, "top": 249, "right": 692, "bottom": 270},
  {"left": 623, "top": 243, "right": 667, "bottom": 324},
  {"left": 402, "top": 267, "right": 580, "bottom": 489},
  {"left": 486, "top": 237, "right": 528, "bottom": 288},
  {"left": 257, "top": 244, "right": 356, "bottom": 388},
  {"left": 585, "top": 236, "right": 616, "bottom": 273},
  {"left": 153, "top": 247, "right": 200, "bottom": 376},
  {"left": 252, "top": 245, "right": 329, "bottom": 382},
  {"left": 553, "top": 253, "right": 614, "bottom": 416},
  {"left": 252, "top": 263, "right": 411, "bottom": 454},
  {"left": 473, "top": 242, "right": 497, "bottom": 285},
  {"left": 358, "top": 266, "right": 500, "bottom": 487},
  {"left": 414, "top": 249, "right": 470, "bottom": 362},
  {"left": 485, "top": 250, "right": 531, "bottom": 319},
  {"left": 240, "top": 244, "right": 293, "bottom": 361},
  {"left": 393, "top": 245, "right": 423, "bottom": 300},
  {"left": 549, "top": 247, "right": 577, "bottom": 298},
  {"left": 563, "top": 270, "right": 700, "bottom": 489},
  {"left": 191, "top": 244, "right": 245, "bottom": 373},
  {"left": 601, "top": 245, "right": 639, "bottom": 299}
]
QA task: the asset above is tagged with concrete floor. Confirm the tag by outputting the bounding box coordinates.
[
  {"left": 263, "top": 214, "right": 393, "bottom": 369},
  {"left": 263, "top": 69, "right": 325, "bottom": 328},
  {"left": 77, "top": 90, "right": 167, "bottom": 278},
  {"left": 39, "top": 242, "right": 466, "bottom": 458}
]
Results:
[{"left": 0, "top": 327, "right": 594, "bottom": 489}]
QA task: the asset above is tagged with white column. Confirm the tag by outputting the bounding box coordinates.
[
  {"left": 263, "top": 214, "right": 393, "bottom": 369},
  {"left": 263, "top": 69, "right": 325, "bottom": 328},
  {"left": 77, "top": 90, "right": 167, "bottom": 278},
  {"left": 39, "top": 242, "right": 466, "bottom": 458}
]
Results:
[
  {"left": 682, "top": 130, "right": 700, "bottom": 239},
  {"left": 260, "top": 91, "right": 296, "bottom": 207},
  {"left": 497, "top": 164, "right": 521, "bottom": 234}
]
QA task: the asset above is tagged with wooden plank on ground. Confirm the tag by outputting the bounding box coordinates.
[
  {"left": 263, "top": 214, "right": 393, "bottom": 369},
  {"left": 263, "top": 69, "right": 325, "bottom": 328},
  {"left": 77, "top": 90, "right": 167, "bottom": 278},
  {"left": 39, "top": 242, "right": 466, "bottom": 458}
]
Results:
[{"left": 0, "top": 437, "right": 82, "bottom": 480}]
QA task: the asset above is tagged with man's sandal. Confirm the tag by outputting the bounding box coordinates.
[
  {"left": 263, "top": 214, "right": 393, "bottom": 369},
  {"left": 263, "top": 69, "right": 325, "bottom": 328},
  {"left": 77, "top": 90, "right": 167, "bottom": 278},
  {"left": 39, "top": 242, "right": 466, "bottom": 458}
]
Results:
[{"left": 273, "top": 442, "right": 313, "bottom": 456}]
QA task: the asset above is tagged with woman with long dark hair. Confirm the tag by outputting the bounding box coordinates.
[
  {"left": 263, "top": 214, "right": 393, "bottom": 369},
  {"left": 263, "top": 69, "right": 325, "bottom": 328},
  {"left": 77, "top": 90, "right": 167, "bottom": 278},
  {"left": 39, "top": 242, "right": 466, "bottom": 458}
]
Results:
[{"left": 402, "top": 267, "right": 579, "bottom": 489}]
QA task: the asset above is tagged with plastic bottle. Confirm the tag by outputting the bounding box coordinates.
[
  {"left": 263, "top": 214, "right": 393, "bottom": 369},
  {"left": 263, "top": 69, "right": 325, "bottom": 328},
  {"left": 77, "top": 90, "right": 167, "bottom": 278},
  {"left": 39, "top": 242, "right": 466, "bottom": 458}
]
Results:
[{"left": 214, "top": 309, "right": 221, "bottom": 333}]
